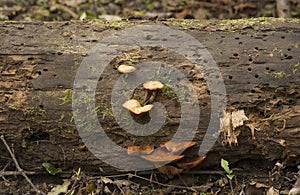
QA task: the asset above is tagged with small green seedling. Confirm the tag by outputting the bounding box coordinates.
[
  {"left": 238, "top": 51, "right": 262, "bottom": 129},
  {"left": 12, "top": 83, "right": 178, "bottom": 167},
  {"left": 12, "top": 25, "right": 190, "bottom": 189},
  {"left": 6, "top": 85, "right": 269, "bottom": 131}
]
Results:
[
  {"left": 221, "top": 158, "right": 234, "bottom": 180},
  {"left": 221, "top": 159, "right": 235, "bottom": 195},
  {"left": 42, "top": 162, "right": 62, "bottom": 175}
]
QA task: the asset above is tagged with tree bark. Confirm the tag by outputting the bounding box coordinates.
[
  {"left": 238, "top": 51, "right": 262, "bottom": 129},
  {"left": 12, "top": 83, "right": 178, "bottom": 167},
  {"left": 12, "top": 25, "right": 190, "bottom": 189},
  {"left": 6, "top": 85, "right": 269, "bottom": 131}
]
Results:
[{"left": 0, "top": 18, "right": 299, "bottom": 175}]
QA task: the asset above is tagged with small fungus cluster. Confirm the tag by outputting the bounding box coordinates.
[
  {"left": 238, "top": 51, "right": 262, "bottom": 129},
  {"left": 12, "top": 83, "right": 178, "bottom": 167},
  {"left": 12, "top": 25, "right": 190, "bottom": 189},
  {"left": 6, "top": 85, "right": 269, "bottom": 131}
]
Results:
[
  {"left": 117, "top": 64, "right": 206, "bottom": 178},
  {"left": 127, "top": 142, "right": 206, "bottom": 178},
  {"left": 117, "top": 64, "right": 164, "bottom": 115}
]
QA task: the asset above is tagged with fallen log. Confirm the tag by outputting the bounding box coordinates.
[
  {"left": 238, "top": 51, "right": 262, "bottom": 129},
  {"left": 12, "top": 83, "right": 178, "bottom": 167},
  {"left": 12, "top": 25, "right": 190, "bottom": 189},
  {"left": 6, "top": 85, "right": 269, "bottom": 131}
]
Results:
[{"left": 0, "top": 18, "right": 299, "bottom": 176}]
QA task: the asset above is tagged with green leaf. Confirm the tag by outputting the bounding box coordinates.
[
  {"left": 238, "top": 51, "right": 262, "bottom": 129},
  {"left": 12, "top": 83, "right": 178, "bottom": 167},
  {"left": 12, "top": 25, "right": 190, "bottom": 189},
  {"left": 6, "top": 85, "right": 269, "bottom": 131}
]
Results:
[
  {"left": 221, "top": 159, "right": 233, "bottom": 174},
  {"left": 42, "top": 162, "right": 62, "bottom": 175},
  {"left": 227, "top": 174, "right": 235, "bottom": 180}
]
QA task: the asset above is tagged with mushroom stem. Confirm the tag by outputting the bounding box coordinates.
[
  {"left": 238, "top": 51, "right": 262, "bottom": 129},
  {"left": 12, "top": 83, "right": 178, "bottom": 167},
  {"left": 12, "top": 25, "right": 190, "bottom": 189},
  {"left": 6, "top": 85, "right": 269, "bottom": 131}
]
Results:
[
  {"left": 143, "top": 91, "right": 157, "bottom": 105},
  {"left": 149, "top": 91, "right": 157, "bottom": 103}
]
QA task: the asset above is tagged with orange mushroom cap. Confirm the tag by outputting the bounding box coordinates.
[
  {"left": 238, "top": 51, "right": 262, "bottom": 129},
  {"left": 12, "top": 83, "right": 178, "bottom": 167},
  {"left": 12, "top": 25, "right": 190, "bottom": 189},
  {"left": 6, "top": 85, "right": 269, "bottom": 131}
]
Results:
[
  {"left": 143, "top": 81, "right": 164, "bottom": 91},
  {"left": 141, "top": 149, "right": 183, "bottom": 163},
  {"left": 117, "top": 64, "right": 136, "bottom": 74},
  {"left": 176, "top": 155, "right": 207, "bottom": 170},
  {"left": 160, "top": 141, "right": 196, "bottom": 154},
  {"left": 127, "top": 145, "right": 154, "bottom": 156},
  {"left": 122, "top": 99, "right": 153, "bottom": 115}
]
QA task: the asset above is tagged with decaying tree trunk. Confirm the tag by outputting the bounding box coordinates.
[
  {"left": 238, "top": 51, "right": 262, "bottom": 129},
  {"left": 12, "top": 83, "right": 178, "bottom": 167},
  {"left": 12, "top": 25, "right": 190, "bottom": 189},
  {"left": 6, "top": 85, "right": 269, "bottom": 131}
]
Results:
[{"left": 0, "top": 18, "right": 299, "bottom": 175}]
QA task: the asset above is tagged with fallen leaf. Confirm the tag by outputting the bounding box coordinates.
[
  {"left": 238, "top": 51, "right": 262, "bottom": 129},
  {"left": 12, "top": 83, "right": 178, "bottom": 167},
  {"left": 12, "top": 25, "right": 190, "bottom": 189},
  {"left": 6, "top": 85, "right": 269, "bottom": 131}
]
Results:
[
  {"left": 48, "top": 180, "right": 70, "bottom": 195},
  {"left": 157, "top": 165, "right": 184, "bottom": 179},
  {"left": 127, "top": 145, "right": 154, "bottom": 156},
  {"left": 266, "top": 186, "right": 279, "bottom": 195},
  {"left": 141, "top": 149, "right": 183, "bottom": 163},
  {"left": 160, "top": 141, "right": 196, "bottom": 153},
  {"left": 176, "top": 155, "right": 206, "bottom": 170},
  {"left": 100, "top": 176, "right": 113, "bottom": 184}
]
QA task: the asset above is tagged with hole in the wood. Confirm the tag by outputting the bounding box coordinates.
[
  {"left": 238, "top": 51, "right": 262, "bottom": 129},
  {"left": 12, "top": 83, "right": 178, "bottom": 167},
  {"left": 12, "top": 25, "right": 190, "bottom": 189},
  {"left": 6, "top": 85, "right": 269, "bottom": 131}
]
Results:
[
  {"left": 284, "top": 55, "right": 293, "bottom": 59},
  {"left": 57, "top": 52, "right": 63, "bottom": 55},
  {"left": 255, "top": 74, "right": 259, "bottom": 78},
  {"left": 207, "top": 89, "right": 210, "bottom": 95},
  {"left": 254, "top": 47, "right": 259, "bottom": 50},
  {"left": 235, "top": 37, "right": 240, "bottom": 40},
  {"left": 281, "top": 36, "right": 285, "bottom": 39},
  {"left": 184, "top": 14, "right": 194, "bottom": 19},
  {"left": 288, "top": 99, "right": 294, "bottom": 104},
  {"left": 249, "top": 58, "right": 253, "bottom": 62},
  {"left": 233, "top": 53, "right": 238, "bottom": 57},
  {"left": 43, "top": 69, "right": 48, "bottom": 71},
  {"left": 228, "top": 76, "right": 233, "bottom": 80},
  {"left": 287, "top": 48, "right": 291, "bottom": 51},
  {"left": 146, "top": 35, "right": 152, "bottom": 40},
  {"left": 37, "top": 71, "right": 41, "bottom": 75},
  {"left": 39, "top": 105, "right": 44, "bottom": 109},
  {"left": 239, "top": 41, "right": 243, "bottom": 45},
  {"left": 29, "top": 131, "right": 50, "bottom": 141},
  {"left": 266, "top": 67, "right": 270, "bottom": 70},
  {"left": 248, "top": 67, "right": 252, "bottom": 71},
  {"left": 53, "top": 74, "right": 57, "bottom": 77},
  {"left": 28, "top": 57, "right": 34, "bottom": 60},
  {"left": 251, "top": 89, "right": 255, "bottom": 93}
]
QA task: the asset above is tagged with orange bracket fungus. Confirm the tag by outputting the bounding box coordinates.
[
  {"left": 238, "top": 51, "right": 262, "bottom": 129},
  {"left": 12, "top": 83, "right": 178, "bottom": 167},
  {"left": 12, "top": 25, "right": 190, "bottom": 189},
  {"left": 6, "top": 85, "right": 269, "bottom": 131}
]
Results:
[
  {"left": 160, "top": 141, "right": 196, "bottom": 154},
  {"left": 127, "top": 145, "right": 154, "bottom": 156},
  {"left": 141, "top": 149, "right": 184, "bottom": 163},
  {"left": 176, "top": 155, "right": 207, "bottom": 170}
]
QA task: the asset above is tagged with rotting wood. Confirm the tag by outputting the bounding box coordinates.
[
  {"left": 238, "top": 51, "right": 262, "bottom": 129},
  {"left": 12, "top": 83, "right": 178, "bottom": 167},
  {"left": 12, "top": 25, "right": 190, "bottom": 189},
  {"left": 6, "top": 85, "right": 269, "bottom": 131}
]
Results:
[{"left": 0, "top": 18, "right": 299, "bottom": 175}]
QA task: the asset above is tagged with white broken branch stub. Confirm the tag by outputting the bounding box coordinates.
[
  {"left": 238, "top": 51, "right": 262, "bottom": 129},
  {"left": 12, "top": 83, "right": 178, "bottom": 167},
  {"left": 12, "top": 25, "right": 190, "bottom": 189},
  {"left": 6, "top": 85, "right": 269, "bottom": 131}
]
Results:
[{"left": 221, "top": 110, "right": 249, "bottom": 146}]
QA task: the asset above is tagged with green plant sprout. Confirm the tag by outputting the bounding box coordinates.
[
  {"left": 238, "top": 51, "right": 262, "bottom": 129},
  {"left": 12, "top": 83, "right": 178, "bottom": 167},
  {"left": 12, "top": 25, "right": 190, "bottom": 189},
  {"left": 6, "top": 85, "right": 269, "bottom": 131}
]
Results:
[
  {"left": 221, "top": 159, "right": 235, "bottom": 195},
  {"left": 42, "top": 162, "right": 62, "bottom": 175},
  {"left": 221, "top": 159, "right": 234, "bottom": 180}
]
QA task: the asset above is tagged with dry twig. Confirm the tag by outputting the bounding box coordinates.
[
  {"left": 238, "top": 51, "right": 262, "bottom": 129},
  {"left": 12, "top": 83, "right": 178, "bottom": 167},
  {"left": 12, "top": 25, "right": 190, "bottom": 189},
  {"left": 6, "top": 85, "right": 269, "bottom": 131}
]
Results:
[{"left": 0, "top": 135, "right": 46, "bottom": 195}]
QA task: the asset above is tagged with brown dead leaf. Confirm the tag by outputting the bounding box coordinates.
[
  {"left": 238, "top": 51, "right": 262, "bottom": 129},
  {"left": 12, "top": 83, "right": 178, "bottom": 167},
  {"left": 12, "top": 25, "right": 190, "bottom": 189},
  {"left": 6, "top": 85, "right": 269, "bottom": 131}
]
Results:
[
  {"left": 160, "top": 141, "right": 196, "bottom": 154},
  {"left": 127, "top": 145, "right": 154, "bottom": 156},
  {"left": 157, "top": 165, "right": 184, "bottom": 179},
  {"left": 176, "top": 155, "right": 206, "bottom": 170},
  {"left": 141, "top": 149, "right": 183, "bottom": 163}
]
